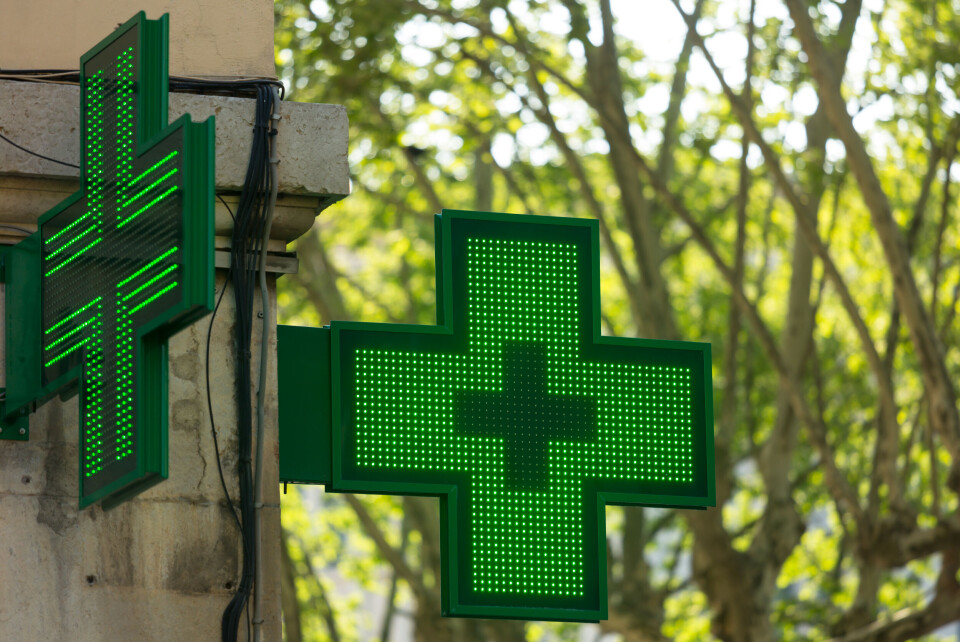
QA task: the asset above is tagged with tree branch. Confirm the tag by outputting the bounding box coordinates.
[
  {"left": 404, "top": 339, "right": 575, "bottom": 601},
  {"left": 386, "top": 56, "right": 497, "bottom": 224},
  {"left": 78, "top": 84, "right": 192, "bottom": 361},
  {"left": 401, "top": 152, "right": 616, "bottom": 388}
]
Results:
[
  {"left": 828, "top": 591, "right": 960, "bottom": 642},
  {"left": 670, "top": 0, "right": 904, "bottom": 512},
  {"left": 284, "top": 528, "right": 342, "bottom": 642},
  {"left": 343, "top": 493, "right": 436, "bottom": 606},
  {"left": 782, "top": 0, "right": 960, "bottom": 481},
  {"left": 374, "top": 104, "right": 445, "bottom": 213},
  {"left": 291, "top": 224, "right": 349, "bottom": 323},
  {"left": 930, "top": 150, "right": 955, "bottom": 316},
  {"left": 280, "top": 529, "right": 304, "bottom": 642},
  {"left": 631, "top": 145, "right": 865, "bottom": 523}
]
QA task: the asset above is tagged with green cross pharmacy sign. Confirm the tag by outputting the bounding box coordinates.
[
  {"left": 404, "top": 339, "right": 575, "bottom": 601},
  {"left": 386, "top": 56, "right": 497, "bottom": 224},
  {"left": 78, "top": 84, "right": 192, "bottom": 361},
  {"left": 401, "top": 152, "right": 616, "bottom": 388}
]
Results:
[
  {"left": 0, "top": 13, "right": 215, "bottom": 509},
  {"left": 278, "top": 210, "right": 715, "bottom": 622}
]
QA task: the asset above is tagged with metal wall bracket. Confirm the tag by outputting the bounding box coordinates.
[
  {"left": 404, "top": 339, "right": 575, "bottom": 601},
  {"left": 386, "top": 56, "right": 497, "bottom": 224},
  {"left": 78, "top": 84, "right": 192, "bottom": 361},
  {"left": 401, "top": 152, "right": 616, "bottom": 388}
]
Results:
[{"left": 0, "top": 395, "right": 29, "bottom": 440}]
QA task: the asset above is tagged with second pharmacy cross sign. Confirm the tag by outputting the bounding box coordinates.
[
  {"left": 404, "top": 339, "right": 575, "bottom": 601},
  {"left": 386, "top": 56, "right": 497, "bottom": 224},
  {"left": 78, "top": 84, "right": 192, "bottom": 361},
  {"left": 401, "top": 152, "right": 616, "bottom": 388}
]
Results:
[
  {"left": 0, "top": 13, "right": 214, "bottom": 508},
  {"left": 279, "top": 210, "right": 715, "bottom": 621}
]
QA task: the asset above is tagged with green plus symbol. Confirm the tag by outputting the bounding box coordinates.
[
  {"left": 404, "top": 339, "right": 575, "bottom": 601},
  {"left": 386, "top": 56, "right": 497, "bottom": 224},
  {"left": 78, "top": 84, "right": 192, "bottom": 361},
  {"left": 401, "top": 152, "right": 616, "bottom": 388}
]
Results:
[
  {"left": 323, "top": 211, "right": 715, "bottom": 621},
  {"left": 2, "top": 13, "right": 214, "bottom": 508}
]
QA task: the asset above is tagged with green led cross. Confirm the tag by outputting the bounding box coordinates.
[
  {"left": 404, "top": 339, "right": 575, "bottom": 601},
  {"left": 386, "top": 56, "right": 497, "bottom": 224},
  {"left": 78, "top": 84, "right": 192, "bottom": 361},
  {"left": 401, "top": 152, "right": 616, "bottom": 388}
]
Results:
[
  {"left": 322, "top": 210, "right": 714, "bottom": 621},
  {"left": 0, "top": 13, "right": 214, "bottom": 508}
]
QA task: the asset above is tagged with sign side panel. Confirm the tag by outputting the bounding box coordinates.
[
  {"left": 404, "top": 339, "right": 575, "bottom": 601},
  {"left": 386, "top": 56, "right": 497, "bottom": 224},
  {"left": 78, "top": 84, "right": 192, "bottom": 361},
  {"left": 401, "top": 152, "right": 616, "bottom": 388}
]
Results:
[{"left": 278, "top": 325, "right": 332, "bottom": 484}]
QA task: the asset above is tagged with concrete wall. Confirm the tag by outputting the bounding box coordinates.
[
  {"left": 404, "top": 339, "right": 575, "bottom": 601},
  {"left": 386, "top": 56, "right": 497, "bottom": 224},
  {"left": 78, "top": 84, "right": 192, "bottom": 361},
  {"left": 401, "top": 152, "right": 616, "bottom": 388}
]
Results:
[
  {"left": 0, "top": 19, "right": 349, "bottom": 638},
  {"left": 0, "top": 0, "right": 275, "bottom": 77}
]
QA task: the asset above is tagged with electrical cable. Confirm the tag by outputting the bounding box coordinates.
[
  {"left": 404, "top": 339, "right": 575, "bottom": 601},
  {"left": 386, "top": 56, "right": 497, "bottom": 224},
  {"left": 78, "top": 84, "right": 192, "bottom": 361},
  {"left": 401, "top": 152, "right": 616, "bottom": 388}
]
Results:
[
  {"left": 0, "top": 69, "right": 284, "bottom": 99},
  {"left": 218, "top": 193, "right": 237, "bottom": 223},
  {"left": 221, "top": 82, "right": 278, "bottom": 642},
  {"left": 206, "top": 195, "right": 241, "bottom": 533},
  {"left": 0, "top": 224, "right": 33, "bottom": 236},
  {"left": 252, "top": 84, "right": 281, "bottom": 642},
  {"left": 0, "top": 131, "right": 79, "bottom": 168}
]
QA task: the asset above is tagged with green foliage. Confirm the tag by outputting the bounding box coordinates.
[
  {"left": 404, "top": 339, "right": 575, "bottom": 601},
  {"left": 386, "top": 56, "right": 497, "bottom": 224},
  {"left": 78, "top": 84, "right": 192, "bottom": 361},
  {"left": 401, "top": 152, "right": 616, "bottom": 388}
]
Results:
[{"left": 275, "top": 0, "right": 960, "bottom": 640}]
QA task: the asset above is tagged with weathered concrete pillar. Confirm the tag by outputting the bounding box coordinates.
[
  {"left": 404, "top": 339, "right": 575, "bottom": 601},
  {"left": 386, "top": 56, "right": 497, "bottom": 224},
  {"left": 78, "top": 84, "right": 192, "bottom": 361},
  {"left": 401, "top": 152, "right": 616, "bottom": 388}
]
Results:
[{"left": 0, "top": 2, "right": 348, "bottom": 638}]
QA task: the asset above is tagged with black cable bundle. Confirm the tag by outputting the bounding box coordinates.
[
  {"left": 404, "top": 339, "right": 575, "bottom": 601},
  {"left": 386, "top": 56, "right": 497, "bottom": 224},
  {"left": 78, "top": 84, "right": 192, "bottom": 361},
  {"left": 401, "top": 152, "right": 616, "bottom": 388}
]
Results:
[
  {"left": 0, "top": 69, "right": 284, "bottom": 99},
  {"left": 221, "top": 83, "right": 278, "bottom": 642},
  {"left": 170, "top": 77, "right": 284, "bottom": 98}
]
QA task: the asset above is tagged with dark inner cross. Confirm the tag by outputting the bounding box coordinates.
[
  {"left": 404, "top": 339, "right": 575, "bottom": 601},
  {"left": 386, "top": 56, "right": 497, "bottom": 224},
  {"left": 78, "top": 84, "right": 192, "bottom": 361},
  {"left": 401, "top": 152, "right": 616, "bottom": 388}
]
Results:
[{"left": 455, "top": 342, "right": 597, "bottom": 489}]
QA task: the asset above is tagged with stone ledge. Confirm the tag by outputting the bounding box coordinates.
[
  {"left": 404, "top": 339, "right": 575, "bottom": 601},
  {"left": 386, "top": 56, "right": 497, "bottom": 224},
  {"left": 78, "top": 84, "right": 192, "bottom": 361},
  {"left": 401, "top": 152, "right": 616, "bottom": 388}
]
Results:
[{"left": 0, "top": 80, "right": 349, "bottom": 243}]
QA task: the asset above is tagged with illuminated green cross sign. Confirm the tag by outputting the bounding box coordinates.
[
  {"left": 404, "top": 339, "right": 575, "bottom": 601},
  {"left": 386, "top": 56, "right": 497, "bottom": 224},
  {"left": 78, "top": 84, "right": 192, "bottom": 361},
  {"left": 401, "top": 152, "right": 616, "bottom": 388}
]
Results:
[
  {"left": 278, "top": 210, "right": 715, "bottom": 622},
  {"left": 0, "top": 13, "right": 214, "bottom": 509}
]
